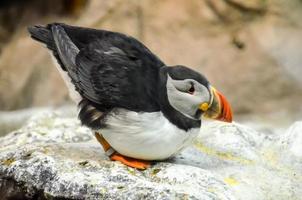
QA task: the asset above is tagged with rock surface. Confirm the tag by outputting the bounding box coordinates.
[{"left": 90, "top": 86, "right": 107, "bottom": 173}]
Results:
[
  {"left": 0, "top": 110, "right": 301, "bottom": 199},
  {"left": 0, "top": 106, "right": 77, "bottom": 137}
]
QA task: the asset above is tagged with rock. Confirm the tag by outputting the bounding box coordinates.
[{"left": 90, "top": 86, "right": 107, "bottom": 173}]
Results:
[
  {"left": 0, "top": 111, "right": 235, "bottom": 200},
  {"left": 0, "top": 33, "right": 69, "bottom": 110},
  {"left": 0, "top": 110, "right": 301, "bottom": 199},
  {"left": 0, "top": 105, "right": 77, "bottom": 137},
  {"left": 279, "top": 121, "right": 302, "bottom": 158},
  {"left": 278, "top": 122, "right": 302, "bottom": 173},
  {"left": 0, "top": 0, "right": 89, "bottom": 110}
]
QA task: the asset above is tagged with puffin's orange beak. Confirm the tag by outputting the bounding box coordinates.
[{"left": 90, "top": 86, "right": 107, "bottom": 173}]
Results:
[{"left": 200, "top": 87, "right": 233, "bottom": 123}]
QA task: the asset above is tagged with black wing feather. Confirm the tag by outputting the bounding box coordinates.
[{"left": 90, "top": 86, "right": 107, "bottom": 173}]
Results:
[
  {"left": 75, "top": 39, "right": 161, "bottom": 111},
  {"left": 28, "top": 25, "right": 66, "bottom": 70},
  {"left": 51, "top": 25, "right": 80, "bottom": 83},
  {"left": 28, "top": 23, "right": 165, "bottom": 112}
]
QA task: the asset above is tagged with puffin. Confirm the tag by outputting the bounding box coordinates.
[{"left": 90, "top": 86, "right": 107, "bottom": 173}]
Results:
[{"left": 28, "top": 23, "right": 232, "bottom": 169}]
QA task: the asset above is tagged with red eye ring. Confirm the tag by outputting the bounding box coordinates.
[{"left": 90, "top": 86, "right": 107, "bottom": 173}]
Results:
[{"left": 188, "top": 85, "right": 195, "bottom": 94}]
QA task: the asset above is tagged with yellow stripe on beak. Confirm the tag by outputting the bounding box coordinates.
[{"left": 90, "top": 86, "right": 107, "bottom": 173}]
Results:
[{"left": 199, "top": 102, "right": 209, "bottom": 112}]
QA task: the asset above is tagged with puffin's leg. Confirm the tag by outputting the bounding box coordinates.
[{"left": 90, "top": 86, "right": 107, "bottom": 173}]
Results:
[{"left": 94, "top": 132, "right": 150, "bottom": 169}]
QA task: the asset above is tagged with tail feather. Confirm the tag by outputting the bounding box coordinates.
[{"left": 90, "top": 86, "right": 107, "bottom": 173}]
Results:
[
  {"left": 28, "top": 25, "right": 55, "bottom": 50},
  {"left": 28, "top": 24, "right": 66, "bottom": 71}
]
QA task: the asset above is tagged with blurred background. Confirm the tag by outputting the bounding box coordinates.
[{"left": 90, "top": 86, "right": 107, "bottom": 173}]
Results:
[{"left": 0, "top": 0, "right": 302, "bottom": 135}]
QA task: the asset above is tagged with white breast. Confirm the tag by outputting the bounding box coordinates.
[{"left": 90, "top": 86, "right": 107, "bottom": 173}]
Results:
[{"left": 100, "top": 109, "right": 200, "bottom": 160}]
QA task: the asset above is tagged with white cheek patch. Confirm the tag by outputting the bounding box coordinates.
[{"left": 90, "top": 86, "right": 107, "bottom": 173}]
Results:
[
  {"left": 166, "top": 75, "right": 211, "bottom": 119},
  {"left": 194, "top": 81, "right": 211, "bottom": 105}
]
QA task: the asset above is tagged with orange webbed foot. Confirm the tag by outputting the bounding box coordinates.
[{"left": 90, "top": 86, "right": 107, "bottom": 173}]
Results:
[
  {"left": 110, "top": 153, "right": 151, "bottom": 170},
  {"left": 95, "top": 132, "right": 151, "bottom": 170}
]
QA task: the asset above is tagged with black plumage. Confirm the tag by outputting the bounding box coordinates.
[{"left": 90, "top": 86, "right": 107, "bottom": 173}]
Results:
[{"left": 28, "top": 23, "right": 206, "bottom": 131}]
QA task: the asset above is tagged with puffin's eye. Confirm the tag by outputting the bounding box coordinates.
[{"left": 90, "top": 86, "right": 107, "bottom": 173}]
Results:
[{"left": 188, "top": 84, "right": 195, "bottom": 94}]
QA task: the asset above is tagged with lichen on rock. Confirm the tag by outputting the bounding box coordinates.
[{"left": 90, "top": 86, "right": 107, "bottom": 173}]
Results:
[{"left": 0, "top": 110, "right": 301, "bottom": 199}]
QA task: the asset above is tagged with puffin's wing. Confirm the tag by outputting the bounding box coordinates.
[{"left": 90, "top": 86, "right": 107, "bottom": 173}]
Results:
[{"left": 29, "top": 23, "right": 164, "bottom": 112}]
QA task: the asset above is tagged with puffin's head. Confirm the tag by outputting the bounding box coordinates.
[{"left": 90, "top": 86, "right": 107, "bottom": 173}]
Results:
[{"left": 160, "top": 65, "right": 232, "bottom": 123}]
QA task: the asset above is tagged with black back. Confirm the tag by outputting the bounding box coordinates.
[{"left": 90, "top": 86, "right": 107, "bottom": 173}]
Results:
[{"left": 29, "top": 23, "right": 164, "bottom": 113}]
